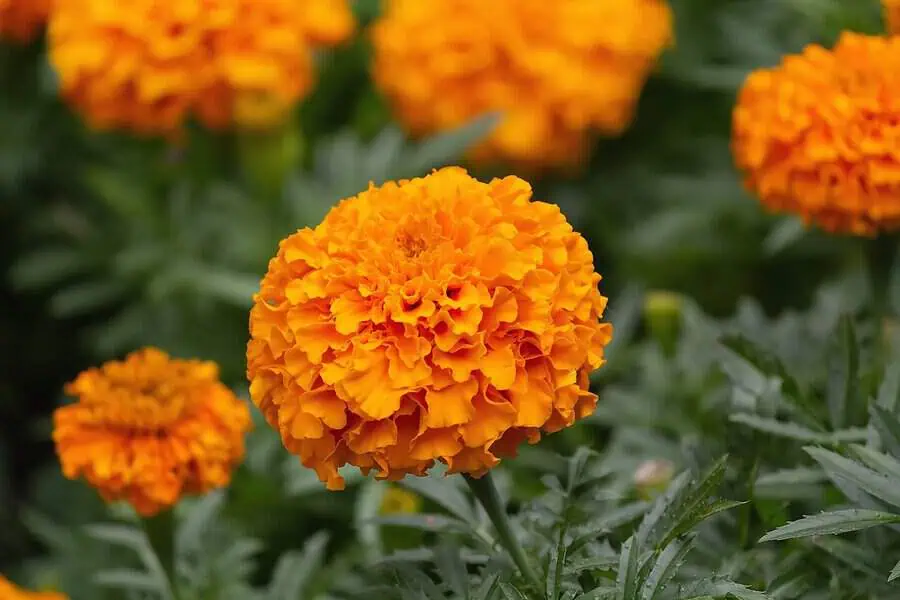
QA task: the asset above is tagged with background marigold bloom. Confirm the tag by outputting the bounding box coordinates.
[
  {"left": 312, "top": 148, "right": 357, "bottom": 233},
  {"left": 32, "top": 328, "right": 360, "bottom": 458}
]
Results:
[
  {"left": 53, "top": 347, "right": 251, "bottom": 516},
  {"left": 0, "top": 0, "right": 50, "bottom": 43},
  {"left": 733, "top": 32, "right": 900, "bottom": 236},
  {"left": 0, "top": 576, "right": 67, "bottom": 600},
  {"left": 246, "top": 167, "right": 613, "bottom": 490},
  {"left": 47, "top": 0, "right": 354, "bottom": 135},
  {"left": 370, "top": 0, "right": 673, "bottom": 169}
]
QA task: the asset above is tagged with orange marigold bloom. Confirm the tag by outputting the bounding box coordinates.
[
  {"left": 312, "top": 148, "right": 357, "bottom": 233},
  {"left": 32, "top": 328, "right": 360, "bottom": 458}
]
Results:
[
  {"left": 48, "top": 0, "right": 354, "bottom": 134},
  {"left": 246, "top": 167, "right": 613, "bottom": 490},
  {"left": 370, "top": 0, "right": 673, "bottom": 169},
  {"left": 0, "top": 576, "right": 67, "bottom": 600},
  {"left": 0, "top": 0, "right": 50, "bottom": 43},
  {"left": 53, "top": 348, "right": 252, "bottom": 517},
  {"left": 733, "top": 32, "right": 900, "bottom": 236}
]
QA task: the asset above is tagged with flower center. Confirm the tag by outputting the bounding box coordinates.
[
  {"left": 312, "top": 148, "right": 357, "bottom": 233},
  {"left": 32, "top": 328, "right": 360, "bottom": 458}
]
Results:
[
  {"left": 396, "top": 230, "right": 428, "bottom": 258},
  {"left": 88, "top": 381, "right": 191, "bottom": 432}
]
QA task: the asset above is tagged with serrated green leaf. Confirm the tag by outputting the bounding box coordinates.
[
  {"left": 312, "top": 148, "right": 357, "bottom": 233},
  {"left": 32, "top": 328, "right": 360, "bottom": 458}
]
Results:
[
  {"left": 50, "top": 279, "right": 128, "bottom": 317},
  {"left": 754, "top": 467, "right": 827, "bottom": 500},
  {"left": 93, "top": 568, "right": 165, "bottom": 593},
  {"left": 564, "top": 557, "right": 619, "bottom": 575},
  {"left": 267, "top": 531, "right": 330, "bottom": 600},
  {"left": 547, "top": 527, "right": 567, "bottom": 600},
  {"left": 870, "top": 405, "right": 900, "bottom": 458},
  {"left": 473, "top": 573, "right": 501, "bottom": 600},
  {"left": 575, "top": 586, "right": 617, "bottom": 600},
  {"left": 401, "top": 475, "right": 477, "bottom": 524},
  {"left": 889, "top": 558, "right": 900, "bottom": 582},
  {"left": 435, "top": 540, "right": 468, "bottom": 600},
  {"left": 759, "top": 509, "right": 900, "bottom": 542},
  {"left": 177, "top": 491, "right": 225, "bottom": 554},
  {"left": 615, "top": 537, "right": 640, "bottom": 600},
  {"left": 719, "top": 335, "right": 816, "bottom": 424},
  {"left": 677, "top": 578, "right": 770, "bottom": 600},
  {"left": 850, "top": 444, "right": 900, "bottom": 481},
  {"left": 10, "top": 249, "right": 91, "bottom": 291},
  {"left": 826, "top": 316, "right": 858, "bottom": 430},
  {"left": 660, "top": 499, "right": 746, "bottom": 550},
  {"left": 730, "top": 414, "right": 867, "bottom": 444},
  {"left": 371, "top": 513, "right": 471, "bottom": 533},
  {"left": 635, "top": 472, "right": 692, "bottom": 547},
  {"left": 498, "top": 582, "right": 529, "bottom": 600},
  {"left": 641, "top": 535, "right": 696, "bottom": 600},
  {"left": 806, "top": 446, "right": 900, "bottom": 508},
  {"left": 570, "top": 501, "right": 651, "bottom": 552}
]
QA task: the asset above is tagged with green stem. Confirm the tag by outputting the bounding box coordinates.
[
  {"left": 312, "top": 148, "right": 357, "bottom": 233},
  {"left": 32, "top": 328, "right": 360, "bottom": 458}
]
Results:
[
  {"left": 143, "top": 510, "right": 179, "bottom": 599},
  {"left": 464, "top": 472, "right": 542, "bottom": 592},
  {"left": 864, "top": 233, "right": 899, "bottom": 378}
]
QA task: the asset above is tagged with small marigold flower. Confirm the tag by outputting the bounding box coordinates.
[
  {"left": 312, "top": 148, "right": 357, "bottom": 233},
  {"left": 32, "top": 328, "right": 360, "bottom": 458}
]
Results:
[
  {"left": 247, "top": 167, "right": 613, "bottom": 490},
  {"left": 370, "top": 0, "right": 673, "bottom": 169},
  {"left": 53, "top": 348, "right": 252, "bottom": 517},
  {"left": 47, "top": 0, "right": 354, "bottom": 135},
  {"left": 733, "top": 32, "right": 900, "bottom": 236},
  {"left": 379, "top": 485, "right": 422, "bottom": 515},
  {"left": 0, "top": 0, "right": 50, "bottom": 43},
  {"left": 0, "top": 576, "right": 67, "bottom": 600}
]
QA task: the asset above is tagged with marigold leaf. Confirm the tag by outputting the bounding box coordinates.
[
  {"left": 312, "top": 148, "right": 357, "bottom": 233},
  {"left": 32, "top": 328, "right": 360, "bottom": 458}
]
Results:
[
  {"left": 435, "top": 540, "right": 468, "bottom": 600},
  {"left": 806, "top": 446, "right": 900, "bottom": 509},
  {"left": 759, "top": 508, "right": 900, "bottom": 542},
  {"left": 825, "top": 315, "right": 858, "bottom": 430},
  {"left": 870, "top": 405, "right": 900, "bottom": 459},
  {"left": 266, "top": 531, "right": 330, "bottom": 600},
  {"left": 93, "top": 568, "right": 166, "bottom": 593},
  {"left": 401, "top": 475, "right": 477, "bottom": 525},
  {"left": 730, "top": 414, "right": 867, "bottom": 444},
  {"left": 640, "top": 535, "right": 696, "bottom": 600},
  {"left": 563, "top": 557, "right": 619, "bottom": 575}
]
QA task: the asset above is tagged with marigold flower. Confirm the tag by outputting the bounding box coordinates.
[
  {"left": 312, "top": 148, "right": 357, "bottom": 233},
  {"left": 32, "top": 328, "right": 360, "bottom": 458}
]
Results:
[
  {"left": 733, "top": 32, "right": 900, "bottom": 236},
  {"left": 247, "top": 167, "right": 613, "bottom": 490},
  {"left": 0, "top": 576, "right": 67, "bottom": 600},
  {"left": 370, "top": 0, "right": 672, "bottom": 169},
  {"left": 47, "top": 0, "right": 354, "bottom": 135},
  {"left": 0, "top": 0, "right": 49, "bottom": 43},
  {"left": 379, "top": 485, "right": 422, "bottom": 515},
  {"left": 53, "top": 348, "right": 252, "bottom": 517}
]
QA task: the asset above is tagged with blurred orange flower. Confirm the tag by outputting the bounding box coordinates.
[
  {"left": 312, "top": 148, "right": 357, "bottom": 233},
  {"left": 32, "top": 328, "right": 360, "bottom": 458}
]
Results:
[
  {"left": 47, "top": 0, "right": 354, "bottom": 134},
  {"left": 0, "top": 576, "right": 67, "bottom": 600},
  {"left": 54, "top": 348, "right": 251, "bottom": 516},
  {"left": 733, "top": 32, "right": 900, "bottom": 236},
  {"left": 371, "top": 0, "right": 672, "bottom": 170},
  {"left": 247, "top": 167, "right": 613, "bottom": 490},
  {"left": 0, "top": 0, "right": 50, "bottom": 43}
]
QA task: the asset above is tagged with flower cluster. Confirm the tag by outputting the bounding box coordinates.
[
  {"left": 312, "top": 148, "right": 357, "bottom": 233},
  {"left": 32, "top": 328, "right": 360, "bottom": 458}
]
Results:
[
  {"left": 0, "top": 0, "right": 49, "bottom": 43},
  {"left": 53, "top": 347, "right": 252, "bottom": 516},
  {"left": 48, "top": 0, "right": 354, "bottom": 134},
  {"left": 371, "top": 0, "right": 673, "bottom": 169},
  {"left": 0, "top": 576, "right": 66, "bottom": 600},
  {"left": 732, "top": 32, "right": 900, "bottom": 235},
  {"left": 247, "top": 167, "right": 613, "bottom": 490}
]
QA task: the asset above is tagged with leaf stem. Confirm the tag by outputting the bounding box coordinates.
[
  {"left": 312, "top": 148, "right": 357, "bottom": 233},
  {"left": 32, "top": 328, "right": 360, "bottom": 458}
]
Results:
[
  {"left": 463, "top": 472, "right": 542, "bottom": 592},
  {"left": 143, "top": 509, "right": 179, "bottom": 599},
  {"left": 864, "top": 233, "right": 899, "bottom": 378}
]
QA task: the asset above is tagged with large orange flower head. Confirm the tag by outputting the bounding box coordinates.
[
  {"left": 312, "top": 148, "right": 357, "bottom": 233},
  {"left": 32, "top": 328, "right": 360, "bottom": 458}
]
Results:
[
  {"left": 53, "top": 348, "right": 252, "bottom": 516},
  {"left": 47, "top": 0, "right": 354, "bottom": 135},
  {"left": 246, "top": 167, "right": 613, "bottom": 490},
  {"left": 0, "top": 576, "right": 67, "bottom": 600},
  {"left": 370, "top": 0, "right": 673, "bottom": 170},
  {"left": 733, "top": 32, "right": 900, "bottom": 236},
  {"left": 0, "top": 0, "right": 50, "bottom": 43}
]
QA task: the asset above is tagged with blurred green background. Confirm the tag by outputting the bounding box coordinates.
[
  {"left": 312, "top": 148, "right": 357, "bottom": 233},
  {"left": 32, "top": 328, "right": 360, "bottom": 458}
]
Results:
[{"left": 0, "top": 0, "right": 891, "bottom": 594}]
